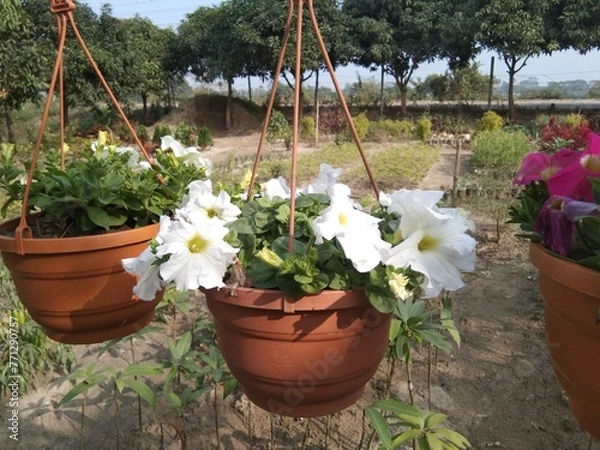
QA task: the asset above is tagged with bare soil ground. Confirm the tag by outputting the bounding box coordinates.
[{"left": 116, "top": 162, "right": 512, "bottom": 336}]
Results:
[{"left": 1, "top": 131, "right": 596, "bottom": 450}]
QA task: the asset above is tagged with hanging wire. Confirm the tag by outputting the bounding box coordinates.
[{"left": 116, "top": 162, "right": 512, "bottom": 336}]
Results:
[{"left": 247, "top": 0, "right": 381, "bottom": 254}]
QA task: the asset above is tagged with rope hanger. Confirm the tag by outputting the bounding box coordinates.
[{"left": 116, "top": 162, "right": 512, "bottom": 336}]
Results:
[{"left": 246, "top": 0, "right": 381, "bottom": 252}]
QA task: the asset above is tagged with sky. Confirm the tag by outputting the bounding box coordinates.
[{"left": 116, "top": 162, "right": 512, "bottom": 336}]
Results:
[{"left": 82, "top": 0, "right": 600, "bottom": 88}]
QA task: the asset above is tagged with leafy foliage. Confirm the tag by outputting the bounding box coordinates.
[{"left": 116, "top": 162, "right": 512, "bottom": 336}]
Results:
[
  {"left": 366, "top": 399, "right": 471, "bottom": 450},
  {"left": 471, "top": 130, "right": 534, "bottom": 170},
  {"left": 0, "top": 136, "right": 209, "bottom": 236}
]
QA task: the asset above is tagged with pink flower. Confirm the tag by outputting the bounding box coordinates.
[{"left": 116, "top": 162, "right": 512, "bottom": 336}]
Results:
[
  {"left": 534, "top": 196, "right": 577, "bottom": 256},
  {"left": 513, "top": 148, "right": 579, "bottom": 185},
  {"left": 547, "top": 132, "right": 600, "bottom": 201}
]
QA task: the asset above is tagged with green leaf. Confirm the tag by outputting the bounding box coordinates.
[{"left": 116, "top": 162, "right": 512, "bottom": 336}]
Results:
[
  {"left": 124, "top": 378, "right": 156, "bottom": 409},
  {"left": 365, "top": 406, "right": 392, "bottom": 448},
  {"left": 122, "top": 364, "right": 163, "bottom": 378},
  {"left": 85, "top": 206, "right": 111, "bottom": 230},
  {"left": 371, "top": 399, "right": 420, "bottom": 416}
]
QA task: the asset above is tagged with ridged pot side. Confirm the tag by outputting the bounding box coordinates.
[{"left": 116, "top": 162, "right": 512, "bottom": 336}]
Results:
[
  {"left": 204, "top": 287, "right": 391, "bottom": 418},
  {"left": 529, "top": 243, "right": 600, "bottom": 439},
  {"left": 0, "top": 217, "right": 161, "bottom": 344}
]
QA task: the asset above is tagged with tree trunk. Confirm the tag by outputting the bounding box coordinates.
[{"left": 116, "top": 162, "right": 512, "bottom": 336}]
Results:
[
  {"left": 141, "top": 93, "right": 148, "bottom": 122},
  {"left": 508, "top": 59, "right": 516, "bottom": 123},
  {"left": 399, "top": 82, "right": 408, "bottom": 117},
  {"left": 379, "top": 65, "right": 385, "bottom": 118},
  {"left": 247, "top": 75, "right": 252, "bottom": 103},
  {"left": 226, "top": 79, "right": 233, "bottom": 132},
  {"left": 4, "top": 103, "right": 15, "bottom": 143}
]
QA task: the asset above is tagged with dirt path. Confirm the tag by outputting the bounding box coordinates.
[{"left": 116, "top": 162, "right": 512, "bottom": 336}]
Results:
[{"left": 1, "top": 137, "right": 595, "bottom": 450}]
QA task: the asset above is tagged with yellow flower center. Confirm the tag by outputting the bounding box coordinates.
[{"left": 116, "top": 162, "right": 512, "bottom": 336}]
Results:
[
  {"left": 188, "top": 234, "right": 208, "bottom": 253},
  {"left": 583, "top": 155, "right": 600, "bottom": 173},
  {"left": 338, "top": 212, "right": 349, "bottom": 227},
  {"left": 206, "top": 207, "right": 218, "bottom": 218},
  {"left": 418, "top": 235, "right": 437, "bottom": 252}
]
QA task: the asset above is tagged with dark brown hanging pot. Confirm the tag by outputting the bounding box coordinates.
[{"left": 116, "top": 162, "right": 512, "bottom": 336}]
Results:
[{"left": 529, "top": 243, "right": 600, "bottom": 439}]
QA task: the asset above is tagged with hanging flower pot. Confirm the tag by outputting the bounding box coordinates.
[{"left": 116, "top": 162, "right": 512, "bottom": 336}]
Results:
[
  {"left": 529, "top": 243, "right": 600, "bottom": 439},
  {"left": 0, "top": 217, "right": 162, "bottom": 344},
  {"left": 125, "top": 0, "right": 477, "bottom": 418},
  {"left": 0, "top": 3, "right": 212, "bottom": 344},
  {"left": 204, "top": 287, "right": 391, "bottom": 417}
]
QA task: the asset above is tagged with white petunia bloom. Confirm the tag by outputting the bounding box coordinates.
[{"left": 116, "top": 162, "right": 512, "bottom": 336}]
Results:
[
  {"left": 178, "top": 187, "right": 241, "bottom": 225},
  {"left": 160, "top": 135, "right": 212, "bottom": 173},
  {"left": 123, "top": 216, "right": 173, "bottom": 301},
  {"left": 302, "top": 164, "right": 342, "bottom": 194},
  {"left": 123, "top": 246, "right": 164, "bottom": 301},
  {"left": 261, "top": 177, "right": 291, "bottom": 200},
  {"left": 383, "top": 205, "right": 476, "bottom": 298},
  {"left": 380, "top": 189, "right": 444, "bottom": 216},
  {"left": 313, "top": 184, "right": 390, "bottom": 272},
  {"left": 155, "top": 218, "right": 238, "bottom": 292}
]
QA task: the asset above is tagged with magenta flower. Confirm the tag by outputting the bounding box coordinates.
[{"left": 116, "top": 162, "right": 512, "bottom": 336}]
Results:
[
  {"left": 547, "top": 132, "right": 600, "bottom": 201},
  {"left": 513, "top": 148, "right": 579, "bottom": 185},
  {"left": 534, "top": 196, "right": 577, "bottom": 256}
]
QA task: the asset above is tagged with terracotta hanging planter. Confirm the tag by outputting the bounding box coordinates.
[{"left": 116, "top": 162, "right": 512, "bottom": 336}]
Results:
[
  {"left": 0, "top": 216, "right": 161, "bottom": 344},
  {"left": 203, "top": 287, "right": 391, "bottom": 418},
  {"left": 529, "top": 243, "right": 600, "bottom": 439}
]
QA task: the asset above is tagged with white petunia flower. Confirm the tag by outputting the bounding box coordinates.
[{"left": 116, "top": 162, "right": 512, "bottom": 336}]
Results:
[
  {"left": 160, "top": 135, "right": 212, "bottom": 173},
  {"left": 301, "top": 164, "right": 342, "bottom": 194},
  {"left": 178, "top": 186, "right": 241, "bottom": 225},
  {"left": 122, "top": 246, "right": 164, "bottom": 301},
  {"left": 380, "top": 188, "right": 444, "bottom": 216},
  {"left": 383, "top": 205, "right": 476, "bottom": 298},
  {"left": 313, "top": 184, "right": 390, "bottom": 272},
  {"left": 155, "top": 218, "right": 238, "bottom": 291},
  {"left": 261, "top": 177, "right": 291, "bottom": 200},
  {"left": 123, "top": 216, "right": 173, "bottom": 301}
]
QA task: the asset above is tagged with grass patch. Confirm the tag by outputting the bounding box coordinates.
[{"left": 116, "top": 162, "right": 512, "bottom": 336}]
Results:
[{"left": 345, "top": 143, "right": 440, "bottom": 192}]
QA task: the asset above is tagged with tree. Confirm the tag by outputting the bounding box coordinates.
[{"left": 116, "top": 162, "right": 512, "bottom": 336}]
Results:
[
  {"left": 0, "top": 0, "right": 46, "bottom": 142},
  {"left": 122, "top": 17, "right": 172, "bottom": 121},
  {"left": 230, "top": 0, "right": 352, "bottom": 111},
  {"left": 476, "top": 0, "right": 557, "bottom": 121},
  {"left": 343, "top": 0, "right": 446, "bottom": 116},
  {"left": 177, "top": 3, "right": 251, "bottom": 130},
  {"left": 551, "top": 0, "right": 600, "bottom": 54}
]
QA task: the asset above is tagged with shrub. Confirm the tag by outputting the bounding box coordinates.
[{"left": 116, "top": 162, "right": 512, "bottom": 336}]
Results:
[
  {"left": 152, "top": 124, "right": 172, "bottom": 144},
  {"left": 477, "top": 111, "right": 504, "bottom": 132},
  {"left": 267, "top": 110, "right": 292, "bottom": 147},
  {"left": 540, "top": 117, "right": 591, "bottom": 151},
  {"left": 318, "top": 108, "right": 346, "bottom": 135},
  {"left": 175, "top": 122, "right": 196, "bottom": 146},
  {"left": 367, "top": 119, "right": 412, "bottom": 141},
  {"left": 414, "top": 117, "right": 433, "bottom": 142},
  {"left": 471, "top": 129, "right": 534, "bottom": 170},
  {"left": 561, "top": 113, "right": 588, "bottom": 128},
  {"left": 196, "top": 126, "right": 214, "bottom": 150},
  {"left": 300, "top": 116, "right": 315, "bottom": 141},
  {"left": 135, "top": 124, "right": 149, "bottom": 143},
  {"left": 352, "top": 112, "right": 370, "bottom": 140}
]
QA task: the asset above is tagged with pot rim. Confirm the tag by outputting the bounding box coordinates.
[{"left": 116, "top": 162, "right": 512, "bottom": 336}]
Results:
[
  {"left": 0, "top": 215, "right": 159, "bottom": 255},
  {"left": 529, "top": 242, "right": 600, "bottom": 297},
  {"left": 202, "top": 286, "right": 376, "bottom": 314}
]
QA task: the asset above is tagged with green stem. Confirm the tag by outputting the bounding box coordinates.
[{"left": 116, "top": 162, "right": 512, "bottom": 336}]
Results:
[
  {"left": 114, "top": 383, "right": 120, "bottom": 450},
  {"left": 214, "top": 383, "right": 220, "bottom": 449},
  {"left": 406, "top": 362, "right": 414, "bottom": 406}
]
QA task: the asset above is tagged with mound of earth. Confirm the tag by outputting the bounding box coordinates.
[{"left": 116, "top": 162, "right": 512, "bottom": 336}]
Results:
[{"left": 163, "top": 94, "right": 264, "bottom": 136}]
